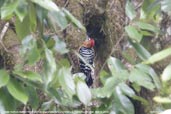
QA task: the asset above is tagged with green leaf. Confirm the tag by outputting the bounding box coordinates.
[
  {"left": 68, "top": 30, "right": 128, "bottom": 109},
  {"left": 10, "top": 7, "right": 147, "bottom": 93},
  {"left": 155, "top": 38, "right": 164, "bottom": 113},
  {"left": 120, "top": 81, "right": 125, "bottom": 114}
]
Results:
[
  {"left": 122, "top": 51, "right": 136, "bottom": 64},
  {"left": 125, "top": 0, "right": 136, "bottom": 20},
  {"left": 118, "top": 83, "right": 135, "bottom": 97},
  {"left": 114, "top": 86, "right": 135, "bottom": 114},
  {"left": 125, "top": 25, "right": 143, "bottom": 43},
  {"left": 43, "top": 48, "right": 57, "bottom": 86},
  {"left": 103, "top": 77, "right": 118, "bottom": 97},
  {"left": 36, "top": 5, "right": 48, "bottom": 25},
  {"left": 0, "top": 0, "right": 5, "bottom": 9},
  {"left": 43, "top": 36, "right": 55, "bottom": 49},
  {"left": 26, "top": 86, "right": 39, "bottom": 110},
  {"left": 100, "top": 71, "right": 129, "bottom": 98},
  {"left": 140, "top": 30, "right": 154, "bottom": 36},
  {"left": 20, "top": 35, "right": 40, "bottom": 64},
  {"left": 144, "top": 47, "right": 171, "bottom": 64},
  {"left": 31, "top": 0, "right": 60, "bottom": 12},
  {"left": 41, "top": 100, "right": 54, "bottom": 111},
  {"left": 0, "top": 101, "right": 5, "bottom": 114},
  {"left": 58, "top": 59, "right": 70, "bottom": 67},
  {"left": 15, "top": 16, "right": 31, "bottom": 40},
  {"left": 154, "top": 96, "right": 171, "bottom": 104},
  {"left": 114, "top": 71, "right": 129, "bottom": 82},
  {"left": 47, "top": 88, "right": 62, "bottom": 104},
  {"left": 136, "top": 64, "right": 161, "bottom": 89},
  {"left": 48, "top": 11, "right": 68, "bottom": 30},
  {"left": 92, "top": 88, "right": 106, "bottom": 98},
  {"left": 27, "top": 47, "right": 40, "bottom": 65},
  {"left": 100, "top": 70, "right": 109, "bottom": 85},
  {"left": 129, "top": 40, "right": 151, "bottom": 60},
  {"left": 0, "top": 88, "right": 18, "bottom": 112},
  {"left": 141, "top": 0, "right": 157, "bottom": 13},
  {"left": 13, "top": 71, "right": 42, "bottom": 82},
  {"left": 118, "top": 83, "right": 148, "bottom": 105},
  {"left": 161, "top": 0, "right": 171, "bottom": 14},
  {"left": 131, "top": 83, "right": 141, "bottom": 92},
  {"left": 7, "top": 79, "right": 28, "bottom": 104},
  {"left": 129, "top": 68, "right": 155, "bottom": 91},
  {"left": 132, "top": 95, "right": 148, "bottom": 105},
  {"left": 15, "top": 1, "right": 28, "bottom": 22},
  {"left": 53, "top": 36, "right": 69, "bottom": 54},
  {"left": 58, "top": 68, "right": 75, "bottom": 97},
  {"left": 0, "top": 69, "right": 9, "bottom": 88},
  {"left": 28, "top": 2, "right": 37, "bottom": 32},
  {"left": 63, "top": 8, "right": 86, "bottom": 32},
  {"left": 161, "top": 63, "right": 171, "bottom": 82},
  {"left": 107, "top": 56, "right": 126, "bottom": 74},
  {"left": 140, "top": 0, "right": 160, "bottom": 20},
  {"left": 135, "top": 21, "right": 159, "bottom": 33},
  {"left": 76, "top": 80, "right": 91, "bottom": 105},
  {"left": 1, "top": 0, "right": 19, "bottom": 19},
  {"left": 73, "top": 73, "right": 86, "bottom": 81},
  {"left": 15, "top": 5, "right": 37, "bottom": 39}
]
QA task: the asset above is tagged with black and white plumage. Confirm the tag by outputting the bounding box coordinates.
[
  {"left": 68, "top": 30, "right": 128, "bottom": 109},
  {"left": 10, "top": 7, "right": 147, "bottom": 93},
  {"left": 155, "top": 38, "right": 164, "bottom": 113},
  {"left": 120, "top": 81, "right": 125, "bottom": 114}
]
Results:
[{"left": 79, "top": 46, "right": 95, "bottom": 86}]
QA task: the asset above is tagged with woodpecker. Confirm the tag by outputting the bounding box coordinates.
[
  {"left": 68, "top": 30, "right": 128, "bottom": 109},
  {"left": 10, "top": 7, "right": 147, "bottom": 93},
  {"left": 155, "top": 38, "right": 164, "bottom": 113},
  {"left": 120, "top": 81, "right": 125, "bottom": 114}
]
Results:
[{"left": 79, "top": 37, "right": 95, "bottom": 87}]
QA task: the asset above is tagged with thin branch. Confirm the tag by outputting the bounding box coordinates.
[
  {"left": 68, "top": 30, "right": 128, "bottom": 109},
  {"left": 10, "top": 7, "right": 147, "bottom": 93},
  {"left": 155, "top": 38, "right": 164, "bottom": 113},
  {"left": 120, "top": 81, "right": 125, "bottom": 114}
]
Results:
[
  {"left": 0, "top": 22, "right": 10, "bottom": 52},
  {"left": 0, "top": 22, "right": 9, "bottom": 40},
  {"left": 64, "top": 0, "right": 69, "bottom": 8},
  {"left": 135, "top": 1, "right": 144, "bottom": 10},
  {"left": 99, "top": 33, "right": 125, "bottom": 72}
]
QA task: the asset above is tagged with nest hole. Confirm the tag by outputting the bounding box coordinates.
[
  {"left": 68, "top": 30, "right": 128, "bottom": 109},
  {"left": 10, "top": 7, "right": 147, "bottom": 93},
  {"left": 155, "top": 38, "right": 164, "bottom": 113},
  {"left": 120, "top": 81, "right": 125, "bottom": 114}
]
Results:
[{"left": 83, "top": 13, "right": 108, "bottom": 63}]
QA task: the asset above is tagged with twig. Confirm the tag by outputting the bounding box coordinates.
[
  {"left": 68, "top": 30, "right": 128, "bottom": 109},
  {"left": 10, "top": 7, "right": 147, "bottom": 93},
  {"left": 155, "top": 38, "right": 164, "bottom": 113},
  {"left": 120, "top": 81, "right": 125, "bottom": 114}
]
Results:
[
  {"left": 0, "top": 22, "right": 10, "bottom": 52},
  {"left": 135, "top": 1, "right": 144, "bottom": 10},
  {"left": 99, "top": 33, "right": 125, "bottom": 72},
  {"left": 64, "top": 0, "right": 69, "bottom": 8}
]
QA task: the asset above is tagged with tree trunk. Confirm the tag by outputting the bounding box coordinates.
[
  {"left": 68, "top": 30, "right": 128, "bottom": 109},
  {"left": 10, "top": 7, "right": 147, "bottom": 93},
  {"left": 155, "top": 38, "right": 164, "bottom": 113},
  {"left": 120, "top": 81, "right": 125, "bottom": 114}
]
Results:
[
  {"left": 1, "top": 0, "right": 170, "bottom": 113},
  {"left": 56, "top": 0, "right": 126, "bottom": 87}
]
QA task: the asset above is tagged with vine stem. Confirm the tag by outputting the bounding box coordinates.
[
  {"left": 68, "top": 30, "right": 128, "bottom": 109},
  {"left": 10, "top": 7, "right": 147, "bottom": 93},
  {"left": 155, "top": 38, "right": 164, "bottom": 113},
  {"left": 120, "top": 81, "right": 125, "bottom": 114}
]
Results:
[
  {"left": 99, "top": 33, "right": 125, "bottom": 72},
  {"left": 0, "top": 22, "right": 10, "bottom": 52}
]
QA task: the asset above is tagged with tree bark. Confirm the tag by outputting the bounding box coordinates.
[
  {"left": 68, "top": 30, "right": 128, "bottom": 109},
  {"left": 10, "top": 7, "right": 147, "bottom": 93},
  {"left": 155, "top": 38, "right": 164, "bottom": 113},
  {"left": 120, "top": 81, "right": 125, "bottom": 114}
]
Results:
[{"left": 55, "top": 0, "right": 126, "bottom": 87}]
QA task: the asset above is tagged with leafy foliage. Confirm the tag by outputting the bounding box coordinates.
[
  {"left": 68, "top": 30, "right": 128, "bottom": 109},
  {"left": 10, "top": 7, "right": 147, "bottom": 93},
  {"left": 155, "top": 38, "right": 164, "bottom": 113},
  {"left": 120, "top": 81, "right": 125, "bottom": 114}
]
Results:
[
  {"left": 161, "top": 63, "right": 171, "bottom": 82},
  {"left": 92, "top": 56, "right": 160, "bottom": 113},
  {"left": 125, "top": 0, "right": 136, "bottom": 20},
  {"left": 125, "top": 25, "right": 143, "bottom": 43},
  {"left": 0, "top": 70, "right": 9, "bottom": 88},
  {"left": 144, "top": 47, "right": 171, "bottom": 64},
  {"left": 7, "top": 79, "right": 28, "bottom": 104},
  {"left": 0, "top": 0, "right": 86, "bottom": 112},
  {"left": 125, "top": 0, "right": 171, "bottom": 113},
  {"left": 0, "top": 0, "right": 171, "bottom": 114},
  {"left": 161, "top": 0, "right": 171, "bottom": 15},
  {"left": 76, "top": 79, "right": 92, "bottom": 105}
]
